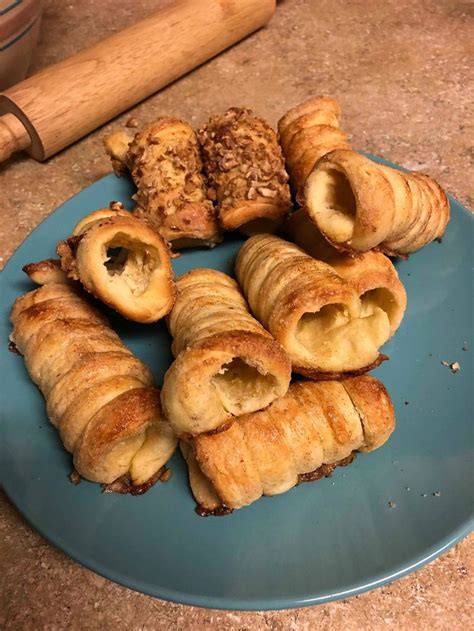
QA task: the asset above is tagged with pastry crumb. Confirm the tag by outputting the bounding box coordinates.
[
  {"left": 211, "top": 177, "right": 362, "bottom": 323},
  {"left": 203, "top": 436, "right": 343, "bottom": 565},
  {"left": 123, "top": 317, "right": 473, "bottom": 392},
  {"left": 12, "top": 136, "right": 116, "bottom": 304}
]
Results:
[
  {"left": 441, "top": 360, "right": 461, "bottom": 373},
  {"left": 405, "top": 487, "right": 411, "bottom": 491},
  {"left": 432, "top": 491, "right": 441, "bottom": 497},
  {"left": 69, "top": 470, "right": 81, "bottom": 485},
  {"left": 421, "top": 493, "right": 427, "bottom": 497},
  {"left": 388, "top": 501, "right": 396, "bottom": 508},
  {"left": 160, "top": 468, "right": 172, "bottom": 482},
  {"left": 126, "top": 117, "right": 139, "bottom": 128}
]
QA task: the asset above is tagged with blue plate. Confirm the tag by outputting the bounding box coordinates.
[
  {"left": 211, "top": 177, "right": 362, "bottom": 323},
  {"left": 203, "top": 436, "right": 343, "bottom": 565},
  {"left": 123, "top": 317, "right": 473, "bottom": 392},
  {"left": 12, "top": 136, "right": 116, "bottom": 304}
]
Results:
[{"left": 0, "top": 156, "right": 473, "bottom": 610}]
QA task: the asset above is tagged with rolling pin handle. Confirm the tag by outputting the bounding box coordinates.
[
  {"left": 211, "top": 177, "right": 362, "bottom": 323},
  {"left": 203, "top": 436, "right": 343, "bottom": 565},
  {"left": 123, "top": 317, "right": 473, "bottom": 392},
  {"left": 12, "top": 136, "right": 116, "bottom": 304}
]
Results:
[{"left": 0, "top": 113, "right": 31, "bottom": 162}]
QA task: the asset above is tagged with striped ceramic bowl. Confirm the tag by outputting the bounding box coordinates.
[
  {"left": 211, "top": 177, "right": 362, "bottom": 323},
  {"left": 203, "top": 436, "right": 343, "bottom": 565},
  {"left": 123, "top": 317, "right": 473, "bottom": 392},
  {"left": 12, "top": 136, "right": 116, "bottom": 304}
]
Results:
[{"left": 0, "top": 0, "right": 43, "bottom": 90}]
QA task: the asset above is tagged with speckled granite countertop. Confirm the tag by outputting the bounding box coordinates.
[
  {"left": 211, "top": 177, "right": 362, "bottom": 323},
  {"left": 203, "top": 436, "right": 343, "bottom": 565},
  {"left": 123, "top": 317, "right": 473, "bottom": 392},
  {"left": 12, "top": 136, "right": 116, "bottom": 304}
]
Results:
[{"left": 1, "top": 1, "right": 472, "bottom": 628}]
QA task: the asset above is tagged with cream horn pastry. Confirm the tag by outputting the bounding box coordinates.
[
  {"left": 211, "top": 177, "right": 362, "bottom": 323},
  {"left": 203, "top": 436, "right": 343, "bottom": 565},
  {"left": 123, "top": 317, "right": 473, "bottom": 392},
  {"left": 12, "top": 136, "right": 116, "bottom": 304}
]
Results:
[
  {"left": 286, "top": 209, "right": 407, "bottom": 335},
  {"left": 160, "top": 268, "right": 291, "bottom": 436},
  {"left": 104, "top": 117, "right": 221, "bottom": 249},
  {"left": 304, "top": 149, "right": 450, "bottom": 255},
  {"left": 235, "top": 234, "right": 392, "bottom": 377},
  {"left": 278, "top": 96, "right": 350, "bottom": 193},
  {"left": 198, "top": 107, "right": 292, "bottom": 235},
  {"left": 57, "top": 206, "right": 175, "bottom": 323},
  {"left": 183, "top": 375, "right": 395, "bottom": 512},
  {"left": 10, "top": 277, "right": 177, "bottom": 488}
]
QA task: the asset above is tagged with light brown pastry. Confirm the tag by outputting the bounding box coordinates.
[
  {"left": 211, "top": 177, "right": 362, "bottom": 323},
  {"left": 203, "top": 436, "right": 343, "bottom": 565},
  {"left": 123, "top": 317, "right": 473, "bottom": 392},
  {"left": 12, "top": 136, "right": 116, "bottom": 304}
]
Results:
[
  {"left": 57, "top": 205, "right": 175, "bottom": 323},
  {"left": 22, "top": 258, "right": 69, "bottom": 285},
  {"left": 235, "top": 234, "right": 393, "bottom": 377},
  {"left": 161, "top": 268, "right": 291, "bottom": 436},
  {"left": 278, "top": 96, "right": 350, "bottom": 192},
  {"left": 286, "top": 209, "right": 407, "bottom": 335},
  {"left": 104, "top": 117, "right": 221, "bottom": 249},
  {"left": 198, "top": 107, "right": 292, "bottom": 235},
  {"left": 304, "top": 149, "right": 450, "bottom": 255},
  {"left": 10, "top": 278, "right": 177, "bottom": 488},
  {"left": 184, "top": 375, "right": 395, "bottom": 512}
]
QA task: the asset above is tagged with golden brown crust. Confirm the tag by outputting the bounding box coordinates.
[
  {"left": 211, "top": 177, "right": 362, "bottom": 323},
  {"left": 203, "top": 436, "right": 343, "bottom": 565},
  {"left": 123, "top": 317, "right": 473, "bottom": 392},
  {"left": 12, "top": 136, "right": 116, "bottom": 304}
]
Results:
[
  {"left": 341, "top": 375, "right": 395, "bottom": 452},
  {"left": 124, "top": 117, "right": 221, "bottom": 248},
  {"left": 286, "top": 209, "right": 407, "bottom": 335},
  {"left": 10, "top": 282, "right": 177, "bottom": 486},
  {"left": 22, "top": 259, "right": 69, "bottom": 286},
  {"left": 187, "top": 376, "right": 395, "bottom": 510},
  {"left": 198, "top": 107, "right": 292, "bottom": 234},
  {"left": 304, "top": 148, "right": 450, "bottom": 255},
  {"left": 293, "top": 353, "right": 388, "bottom": 380},
  {"left": 57, "top": 208, "right": 176, "bottom": 323},
  {"left": 161, "top": 268, "right": 291, "bottom": 436},
  {"left": 278, "top": 96, "right": 348, "bottom": 192},
  {"left": 235, "top": 234, "right": 393, "bottom": 376}
]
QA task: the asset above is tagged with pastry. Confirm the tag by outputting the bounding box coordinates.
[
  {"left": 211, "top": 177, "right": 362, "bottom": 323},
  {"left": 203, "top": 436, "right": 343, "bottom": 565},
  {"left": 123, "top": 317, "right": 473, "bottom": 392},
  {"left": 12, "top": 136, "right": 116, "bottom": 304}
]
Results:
[
  {"left": 161, "top": 268, "right": 291, "bottom": 436},
  {"left": 198, "top": 107, "right": 292, "bottom": 234},
  {"left": 104, "top": 117, "right": 221, "bottom": 249},
  {"left": 57, "top": 205, "right": 175, "bottom": 323},
  {"left": 183, "top": 375, "right": 395, "bottom": 512},
  {"left": 286, "top": 209, "right": 407, "bottom": 335},
  {"left": 278, "top": 96, "right": 350, "bottom": 192},
  {"left": 10, "top": 276, "right": 177, "bottom": 488},
  {"left": 235, "top": 234, "right": 393, "bottom": 377},
  {"left": 303, "top": 149, "right": 450, "bottom": 254}
]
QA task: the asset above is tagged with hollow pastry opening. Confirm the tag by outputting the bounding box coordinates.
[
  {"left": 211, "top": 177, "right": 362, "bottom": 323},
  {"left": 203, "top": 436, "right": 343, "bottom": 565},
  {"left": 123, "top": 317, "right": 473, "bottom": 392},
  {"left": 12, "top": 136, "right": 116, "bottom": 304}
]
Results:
[
  {"left": 307, "top": 167, "right": 356, "bottom": 243},
  {"left": 103, "top": 233, "right": 161, "bottom": 296},
  {"left": 360, "top": 288, "right": 398, "bottom": 326},
  {"left": 212, "top": 357, "right": 279, "bottom": 416},
  {"left": 296, "top": 304, "right": 350, "bottom": 353},
  {"left": 294, "top": 300, "right": 391, "bottom": 372}
]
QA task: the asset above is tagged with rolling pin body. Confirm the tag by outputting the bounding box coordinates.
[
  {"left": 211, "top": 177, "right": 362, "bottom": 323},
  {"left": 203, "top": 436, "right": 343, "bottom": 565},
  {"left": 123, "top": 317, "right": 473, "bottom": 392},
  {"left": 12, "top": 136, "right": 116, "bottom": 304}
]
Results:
[{"left": 0, "top": 0, "right": 275, "bottom": 162}]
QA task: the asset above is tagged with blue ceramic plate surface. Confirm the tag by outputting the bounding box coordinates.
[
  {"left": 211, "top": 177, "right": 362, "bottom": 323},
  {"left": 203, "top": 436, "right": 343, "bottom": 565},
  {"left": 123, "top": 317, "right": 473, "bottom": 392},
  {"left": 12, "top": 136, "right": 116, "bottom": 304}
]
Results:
[{"left": 0, "top": 156, "right": 473, "bottom": 610}]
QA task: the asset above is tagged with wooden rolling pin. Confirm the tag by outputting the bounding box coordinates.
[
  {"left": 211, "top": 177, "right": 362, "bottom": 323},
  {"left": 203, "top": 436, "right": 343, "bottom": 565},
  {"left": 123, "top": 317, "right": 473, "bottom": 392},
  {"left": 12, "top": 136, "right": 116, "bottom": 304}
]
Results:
[{"left": 0, "top": 0, "right": 275, "bottom": 162}]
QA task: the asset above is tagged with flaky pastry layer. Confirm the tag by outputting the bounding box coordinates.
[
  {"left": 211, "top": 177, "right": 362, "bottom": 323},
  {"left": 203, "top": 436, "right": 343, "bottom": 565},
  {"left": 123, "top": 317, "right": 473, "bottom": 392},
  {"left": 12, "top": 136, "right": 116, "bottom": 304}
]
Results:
[
  {"left": 10, "top": 280, "right": 177, "bottom": 486},
  {"left": 183, "top": 375, "right": 395, "bottom": 511},
  {"left": 57, "top": 206, "right": 175, "bottom": 323},
  {"left": 235, "top": 234, "right": 395, "bottom": 376},
  {"left": 198, "top": 107, "right": 292, "bottom": 235},
  {"left": 161, "top": 268, "right": 291, "bottom": 436}
]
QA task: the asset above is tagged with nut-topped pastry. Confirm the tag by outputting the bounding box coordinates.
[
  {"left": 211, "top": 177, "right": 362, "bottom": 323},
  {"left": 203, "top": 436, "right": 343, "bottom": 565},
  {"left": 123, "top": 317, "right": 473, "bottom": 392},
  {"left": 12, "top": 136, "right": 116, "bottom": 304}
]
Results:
[
  {"left": 198, "top": 107, "right": 292, "bottom": 234},
  {"left": 104, "top": 117, "right": 221, "bottom": 249}
]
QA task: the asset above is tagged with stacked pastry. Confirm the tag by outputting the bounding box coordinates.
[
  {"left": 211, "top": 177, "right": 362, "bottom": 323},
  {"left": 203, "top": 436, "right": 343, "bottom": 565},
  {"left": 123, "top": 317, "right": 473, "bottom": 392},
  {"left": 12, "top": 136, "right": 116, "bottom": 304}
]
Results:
[
  {"left": 181, "top": 375, "right": 395, "bottom": 512},
  {"left": 278, "top": 96, "right": 350, "bottom": 193},
  {"left": 303, "top": 148, "right": 450, "bottom": 255},
  {"left": 10, "top": 268, "right": 177, "bottom": 489},
  {"left": 286, "top": 209, "right": 407, "bottom": 334},
  {"left": 198, "top": 107, "right": 292, "bottom": 234},
  {"left": 235, "top": 234, "right": 406, "bottom": 378},
  {"left": 104, "top": 117, "right": 221, "bottom": 249},
  {"left": 161, "top": 268, "right": 291, "bottom": 435},
  {"left": 57, "top": 205, "right": 175, "bottom": 323}
]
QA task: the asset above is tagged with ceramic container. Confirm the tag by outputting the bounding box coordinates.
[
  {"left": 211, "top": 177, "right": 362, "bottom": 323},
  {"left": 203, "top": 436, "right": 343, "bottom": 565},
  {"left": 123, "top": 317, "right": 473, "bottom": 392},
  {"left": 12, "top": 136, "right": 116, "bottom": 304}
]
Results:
[{"left": 0, "top": 0, "right": 43, "bottom": 90}]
